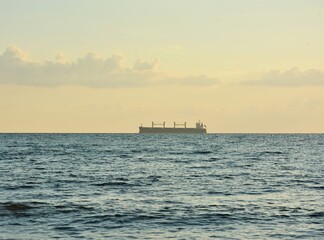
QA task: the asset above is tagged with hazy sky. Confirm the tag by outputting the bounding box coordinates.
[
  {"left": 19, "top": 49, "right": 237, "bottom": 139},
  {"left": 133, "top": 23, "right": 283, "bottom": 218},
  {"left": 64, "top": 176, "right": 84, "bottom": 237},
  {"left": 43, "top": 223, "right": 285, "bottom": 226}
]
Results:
[{"left": 1, "top": 0, "right": 323, "bottom": 133}]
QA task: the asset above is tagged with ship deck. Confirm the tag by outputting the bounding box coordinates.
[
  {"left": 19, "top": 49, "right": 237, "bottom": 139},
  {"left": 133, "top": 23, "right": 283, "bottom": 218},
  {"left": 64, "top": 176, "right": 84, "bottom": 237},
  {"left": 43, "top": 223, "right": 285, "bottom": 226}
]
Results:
[{"left": 139, "top": 127, "right": 206, "bottom": 134}]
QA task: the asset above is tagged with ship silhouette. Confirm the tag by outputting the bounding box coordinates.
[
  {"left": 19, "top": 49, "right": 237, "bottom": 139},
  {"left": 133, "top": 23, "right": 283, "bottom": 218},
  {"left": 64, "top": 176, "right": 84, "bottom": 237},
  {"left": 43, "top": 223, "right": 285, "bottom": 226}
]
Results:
[{"left": 139, "top": 121, "right": 207, "bottom": 134}]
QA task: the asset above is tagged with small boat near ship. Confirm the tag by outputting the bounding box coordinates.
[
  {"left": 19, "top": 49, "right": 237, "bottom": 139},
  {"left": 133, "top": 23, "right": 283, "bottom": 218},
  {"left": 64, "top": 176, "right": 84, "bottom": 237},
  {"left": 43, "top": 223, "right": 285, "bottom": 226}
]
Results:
[{"left": 139, "top": 121, "right": 207, "bottom": 134}]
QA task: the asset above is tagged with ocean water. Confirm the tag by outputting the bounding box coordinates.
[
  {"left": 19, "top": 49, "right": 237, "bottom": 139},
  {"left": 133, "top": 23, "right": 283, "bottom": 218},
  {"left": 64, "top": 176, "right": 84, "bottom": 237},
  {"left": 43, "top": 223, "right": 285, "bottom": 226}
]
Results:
[{"left": 0, "top": 134, "right": 323, "bottom": 239}]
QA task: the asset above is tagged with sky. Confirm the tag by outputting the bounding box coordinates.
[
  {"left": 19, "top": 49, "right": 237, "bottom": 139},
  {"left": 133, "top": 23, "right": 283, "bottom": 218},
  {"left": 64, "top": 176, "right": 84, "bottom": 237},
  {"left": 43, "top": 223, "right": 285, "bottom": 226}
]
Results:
[{"left": 0, "top": 0, "right": 323, "bottom": 133}]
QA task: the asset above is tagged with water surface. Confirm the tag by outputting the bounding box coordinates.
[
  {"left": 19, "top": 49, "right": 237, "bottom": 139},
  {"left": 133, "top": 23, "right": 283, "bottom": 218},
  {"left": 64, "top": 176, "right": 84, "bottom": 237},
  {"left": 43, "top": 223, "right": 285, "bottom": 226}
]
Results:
[{"left": 0, "top": 134, "right": 323, "bottom": 239}]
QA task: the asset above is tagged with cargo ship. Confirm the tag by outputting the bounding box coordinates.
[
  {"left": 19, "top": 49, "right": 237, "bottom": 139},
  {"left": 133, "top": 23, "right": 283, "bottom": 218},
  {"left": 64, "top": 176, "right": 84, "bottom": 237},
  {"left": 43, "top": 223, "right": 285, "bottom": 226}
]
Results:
[{"left": 139, "top": 121, "right": 207, "bottom": 134}]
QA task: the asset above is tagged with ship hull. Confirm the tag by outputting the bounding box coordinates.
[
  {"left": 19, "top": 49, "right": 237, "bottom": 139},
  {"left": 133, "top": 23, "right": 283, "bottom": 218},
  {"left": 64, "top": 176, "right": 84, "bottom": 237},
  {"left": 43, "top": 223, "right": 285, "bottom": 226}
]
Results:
[{"left": 139, "top": 127, "right": 206, "bottom": 134}]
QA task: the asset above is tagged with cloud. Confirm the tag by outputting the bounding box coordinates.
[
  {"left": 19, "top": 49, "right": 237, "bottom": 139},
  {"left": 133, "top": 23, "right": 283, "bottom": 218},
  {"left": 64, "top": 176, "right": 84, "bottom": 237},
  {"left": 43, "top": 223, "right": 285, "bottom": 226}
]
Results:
[
  {"left": 133, "top": 59, "right": 159, "bottom": 71},
  {"left": 243, "top": 68, "right": 324, "bottom": 87},
  {"left": 0, "top": 46, "right": 219, "bottom": 88},
  {"left": 164, "top": 75, "right": 220, "bottom": 86}
]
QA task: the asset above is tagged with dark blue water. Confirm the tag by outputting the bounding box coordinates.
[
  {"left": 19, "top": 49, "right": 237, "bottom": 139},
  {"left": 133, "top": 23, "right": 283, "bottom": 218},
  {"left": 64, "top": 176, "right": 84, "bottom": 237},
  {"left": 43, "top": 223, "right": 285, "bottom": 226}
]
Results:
[{"left": 0, "top": 134, "right": 323, "bottom": 239}]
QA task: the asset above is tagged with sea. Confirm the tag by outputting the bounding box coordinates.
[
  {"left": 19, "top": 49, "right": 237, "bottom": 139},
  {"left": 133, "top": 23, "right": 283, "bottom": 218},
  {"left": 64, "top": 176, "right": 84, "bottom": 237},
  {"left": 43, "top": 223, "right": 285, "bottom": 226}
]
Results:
[{"left": 0, "top": 134, "right": 323, "bottom": 239}]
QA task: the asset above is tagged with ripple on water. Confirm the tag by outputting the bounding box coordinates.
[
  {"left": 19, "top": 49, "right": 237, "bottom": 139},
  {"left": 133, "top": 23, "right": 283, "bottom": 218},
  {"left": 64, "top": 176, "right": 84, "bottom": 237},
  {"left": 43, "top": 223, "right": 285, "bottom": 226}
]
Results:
[{"left": 0, "top": 133, "right": 323, "bottom": 239}]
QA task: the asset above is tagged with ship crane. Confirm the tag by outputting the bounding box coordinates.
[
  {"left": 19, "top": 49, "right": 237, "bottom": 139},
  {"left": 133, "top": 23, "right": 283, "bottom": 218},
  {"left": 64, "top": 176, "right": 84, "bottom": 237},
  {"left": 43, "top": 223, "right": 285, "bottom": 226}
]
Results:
[
  {"left": 174, "top": 122, "right": 187, "bottom": 128},
  {"left": 152, "top": 121, "right": 165, "bottom": 128}
]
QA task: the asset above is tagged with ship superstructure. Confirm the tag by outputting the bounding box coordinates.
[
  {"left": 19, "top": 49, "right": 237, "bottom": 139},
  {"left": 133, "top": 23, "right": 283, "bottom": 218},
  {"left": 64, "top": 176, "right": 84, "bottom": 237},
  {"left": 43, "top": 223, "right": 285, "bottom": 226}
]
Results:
[{"left": 139, "top": 121, "right": 207, "bottom": 134}]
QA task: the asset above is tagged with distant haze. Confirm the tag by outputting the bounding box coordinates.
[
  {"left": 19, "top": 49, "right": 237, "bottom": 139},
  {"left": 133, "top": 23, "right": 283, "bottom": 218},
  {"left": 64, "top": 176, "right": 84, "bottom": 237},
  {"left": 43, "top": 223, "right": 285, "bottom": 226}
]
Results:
[{"left": 0, "top": 0, "right": 323, "bottom": 133}]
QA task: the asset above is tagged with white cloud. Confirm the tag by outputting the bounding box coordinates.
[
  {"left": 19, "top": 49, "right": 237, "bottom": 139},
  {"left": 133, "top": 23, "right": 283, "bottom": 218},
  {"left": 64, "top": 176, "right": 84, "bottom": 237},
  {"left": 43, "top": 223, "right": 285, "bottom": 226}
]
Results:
[
  {"left": 134, "top": 59, "right": 159, "bottom": 71},
  {"left": 2, "top": 46, "right": 30, "bottom": 62},
  {"left": 243, "top": 68, "right": 324, "bottom": 87},
  {"left": 0, "top": 46, "right": 219, "bottom": 88}
]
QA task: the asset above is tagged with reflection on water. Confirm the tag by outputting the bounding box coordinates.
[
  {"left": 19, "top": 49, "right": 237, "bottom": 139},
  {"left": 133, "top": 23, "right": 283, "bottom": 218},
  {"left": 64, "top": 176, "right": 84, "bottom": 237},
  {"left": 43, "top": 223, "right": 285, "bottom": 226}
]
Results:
[{"left": 0, "top": 134, "right": 323, "bottom": 239}]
